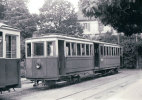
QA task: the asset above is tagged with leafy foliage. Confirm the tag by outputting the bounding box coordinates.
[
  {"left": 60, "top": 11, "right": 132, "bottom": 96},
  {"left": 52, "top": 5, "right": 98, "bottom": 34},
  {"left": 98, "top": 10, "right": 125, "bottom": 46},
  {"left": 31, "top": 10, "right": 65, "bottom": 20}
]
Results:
[
  {"left": 94, "top": 32, "right": 119, "bottom": 44},
  {"left": 80, "top": 0, "right": 142, "bottom": 36},
  {"left": 0, "top": 0, "right": 6, "bottom": 19},
  {"left": 4, "top": 0, "right": 37, "bottom": 38},
  {"left": 36, "top": 0, "right": 83, "bottom": 36},
  {"left": 96, "top": 33, "right": 142, "bottom": 69},
  {"left": 121, "top": 36, "right": 137, "bottom": 68}
]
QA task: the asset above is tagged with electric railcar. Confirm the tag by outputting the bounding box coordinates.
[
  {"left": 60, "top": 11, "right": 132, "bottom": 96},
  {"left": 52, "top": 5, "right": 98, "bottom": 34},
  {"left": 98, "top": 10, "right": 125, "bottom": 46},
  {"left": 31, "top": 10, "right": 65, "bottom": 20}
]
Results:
[
  {"left": 25, "top": 34, "right": 122, "bottom": 86},
  {"left": 0, "top": 23, "right": 21, "bottom": 93}
]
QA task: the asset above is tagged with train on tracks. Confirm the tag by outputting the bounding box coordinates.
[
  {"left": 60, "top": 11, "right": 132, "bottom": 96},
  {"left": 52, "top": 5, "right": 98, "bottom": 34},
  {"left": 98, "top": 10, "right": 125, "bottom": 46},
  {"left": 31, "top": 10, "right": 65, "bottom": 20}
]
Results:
[
  {"left": 0, "top": 23, "right": 21, "bottom": 93},
  {"left": 25, "top": 34, "right": 122, "bottom": 87}
]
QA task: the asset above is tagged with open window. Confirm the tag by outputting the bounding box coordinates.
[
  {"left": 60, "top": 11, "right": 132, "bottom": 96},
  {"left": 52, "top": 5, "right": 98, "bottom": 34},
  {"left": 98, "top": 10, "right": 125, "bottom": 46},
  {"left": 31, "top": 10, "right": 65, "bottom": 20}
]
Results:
[
  {"left": 71, "top": 43, "right": 77, "bottom": 56},
  {"left": 66, "top": 42, "right": 71, "bottom": 56},
  {"left": 47, "top": 42, "right": 54, "bottom": 56},
  {"left": 82, "top": 44, "right": 85, "bottom": 56},
  {"left": 6, "top": 35, "right": 17, "bottom": 58}
]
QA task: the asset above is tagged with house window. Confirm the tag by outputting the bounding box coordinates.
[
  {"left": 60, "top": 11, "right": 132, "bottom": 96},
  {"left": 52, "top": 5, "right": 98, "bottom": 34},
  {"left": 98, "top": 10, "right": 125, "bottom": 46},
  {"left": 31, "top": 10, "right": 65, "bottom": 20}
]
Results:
[
  {"left": 83, "top": 23, "right": 90, "bottom": 31},
  {"left": 33, "top": 42, "right": 44, "bottom": 56},
  {"left": 6, "top": 35, "right": 17, "bottom": 58}
]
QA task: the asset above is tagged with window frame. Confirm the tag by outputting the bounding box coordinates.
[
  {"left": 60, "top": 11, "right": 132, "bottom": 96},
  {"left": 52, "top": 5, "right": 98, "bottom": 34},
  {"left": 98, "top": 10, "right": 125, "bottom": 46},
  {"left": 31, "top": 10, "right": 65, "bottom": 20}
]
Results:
[
  {"left": 47, "top": 41, "right": 55, "bottom": 57},
  {"left": 65, "top": 41, "right": 93, "bottom": 57},
  {"left": 26, "top": 42, "right": 32, "bottom": 57},
  {"left": 33, "top": 41, "right": 45, "bottom": 57},
  {"left": 0, "top": 32, "right": 3, "bottom": 58},
  {"left": 5, "top": 34, "right": 17, "bottom": 58}
]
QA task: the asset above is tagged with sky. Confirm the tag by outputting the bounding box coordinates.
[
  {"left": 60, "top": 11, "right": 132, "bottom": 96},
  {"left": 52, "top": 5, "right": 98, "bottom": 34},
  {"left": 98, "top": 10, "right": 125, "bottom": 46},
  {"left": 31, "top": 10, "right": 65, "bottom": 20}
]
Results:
[{"left": 28, "top": 0, "right": 79, "bottom": 14}]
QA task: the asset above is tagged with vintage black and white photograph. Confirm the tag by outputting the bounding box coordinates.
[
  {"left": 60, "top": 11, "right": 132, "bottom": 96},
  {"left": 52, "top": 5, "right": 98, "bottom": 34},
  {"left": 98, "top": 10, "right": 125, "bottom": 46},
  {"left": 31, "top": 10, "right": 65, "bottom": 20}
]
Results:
[{"left": 0, "top": 0, "right": 142, "bottom": 100}]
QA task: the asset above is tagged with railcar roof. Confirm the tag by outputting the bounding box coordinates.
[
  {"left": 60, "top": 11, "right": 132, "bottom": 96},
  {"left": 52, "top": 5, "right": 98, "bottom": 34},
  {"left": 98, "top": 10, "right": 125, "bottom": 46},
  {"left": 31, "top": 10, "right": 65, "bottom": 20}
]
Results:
[
  {"left": 0, "top": 23, "right": 20, "bottom": 32},
  {"left": 26, "top": 34, "right": 120, "bottom": 47}
]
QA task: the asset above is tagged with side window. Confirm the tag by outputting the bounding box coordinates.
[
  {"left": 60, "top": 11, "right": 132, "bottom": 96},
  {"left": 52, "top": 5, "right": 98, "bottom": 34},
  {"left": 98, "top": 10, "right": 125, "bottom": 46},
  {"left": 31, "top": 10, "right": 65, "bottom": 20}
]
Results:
[
  {"left": 6, "top": 35, "right": 17, "bottom": 58},
  {"left": 47, "top": 42, "right": 54, "bottom": 56},
  {"left": 71, "top": 43, "right": 77, "bottom": 56},
  {"left": 112, "top": 47, "right": 113, "bottom": 56},
  {"left": 86, "top": 44, "right": 89, "bottom": 56},
  {"left": 104, "top": 46, "right": 106, "bottom": 56},
  {"left": 109, "top": 47, "right": 111, "bottom": 56},
  {"left": 82, "top": 44, "right": 85, "bottom": 56},
  {"left": 116, "top": 48, "right": 118, "bottom": 56},
  {"left": 101, "top": 46, "right": 103, "bottom": 56},
  {"left": 120, "top": 48, "right": 122, "bottom": 55},
  {"left": 107, "top": 47, "right": 109, "bottom": 56},
  {"left": 0, "top": 32, "right": 3, "bottom": 57},
  {"left": 27, "top": 43, "right": 31, "bottom": 57},
  {"left": 118, "top": 48, "right": 120, "bottom": 56},
  {"left": 33, "top": 42, "right": 44, "bottom": 56},
  {"left": 77, "top": 43, "right": 81, "bottom": 56},
  {"left": 114, "top": 47, "right": 116, "bottom": 56},
  {"left": 66, "top": 42, "right": 71, "bottom": 56},
  {"left": 90, "top": 44, "right": 93, "bottom": 55}
]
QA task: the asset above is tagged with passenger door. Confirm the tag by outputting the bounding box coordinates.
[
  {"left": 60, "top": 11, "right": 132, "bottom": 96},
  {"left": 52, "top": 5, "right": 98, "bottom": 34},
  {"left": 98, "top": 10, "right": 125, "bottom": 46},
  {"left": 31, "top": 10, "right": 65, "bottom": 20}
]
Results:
[
  {"left": 94, "top": 43, "right": 100, "bottom": 67},
  {"left": 58, "top": 40, "right": 65, "bottom": 75}
]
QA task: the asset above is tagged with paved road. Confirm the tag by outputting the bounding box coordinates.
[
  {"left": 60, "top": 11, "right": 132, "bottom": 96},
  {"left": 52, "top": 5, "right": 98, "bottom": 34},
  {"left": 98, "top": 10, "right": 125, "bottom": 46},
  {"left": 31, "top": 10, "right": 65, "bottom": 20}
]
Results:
[{"left": 0, "top": 69, "right": 142, "bottom": 100}]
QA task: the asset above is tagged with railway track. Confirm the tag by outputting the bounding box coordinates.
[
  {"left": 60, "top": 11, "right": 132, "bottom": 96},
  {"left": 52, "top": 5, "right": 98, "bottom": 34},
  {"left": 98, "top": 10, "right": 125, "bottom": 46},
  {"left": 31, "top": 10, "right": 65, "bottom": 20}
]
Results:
[
  {"left": 0, "top": 70, "right": 142, "bottom": 100},
  {"left": 56, "top": 72, "right": 139, "bottom": 100}
]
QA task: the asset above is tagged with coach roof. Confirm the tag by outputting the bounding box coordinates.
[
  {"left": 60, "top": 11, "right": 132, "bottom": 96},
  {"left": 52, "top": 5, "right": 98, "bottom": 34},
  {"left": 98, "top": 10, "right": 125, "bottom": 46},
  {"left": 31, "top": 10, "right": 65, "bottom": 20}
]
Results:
[
  {"left": 26, "top": 34, "right": 120, "bottom": 47},
  {"left": 0, "top": 23, "right": 20, "bottom": 32}
]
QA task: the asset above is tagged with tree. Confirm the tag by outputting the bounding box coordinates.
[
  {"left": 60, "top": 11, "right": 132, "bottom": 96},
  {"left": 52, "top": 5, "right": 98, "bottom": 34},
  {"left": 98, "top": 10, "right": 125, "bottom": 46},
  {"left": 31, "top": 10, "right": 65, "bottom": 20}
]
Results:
[
  {"left": 80, "top": 0, "right": 142, "bottom": 36},
  {"left": 37, "top": 0, "right": 83, "bottom": 36},
  {"left": 4, "top": 0, "right": 37, "bottom": 38},
  {"left": 0, "top": 0, "right": 6, "bottom": 19}
]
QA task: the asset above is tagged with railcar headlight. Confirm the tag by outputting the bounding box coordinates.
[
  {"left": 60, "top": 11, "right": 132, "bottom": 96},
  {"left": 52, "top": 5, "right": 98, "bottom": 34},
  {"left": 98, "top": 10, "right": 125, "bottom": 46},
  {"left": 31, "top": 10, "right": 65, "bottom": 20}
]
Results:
[{"left": 36, "top": 64, "right": 41, "bottom": 69}]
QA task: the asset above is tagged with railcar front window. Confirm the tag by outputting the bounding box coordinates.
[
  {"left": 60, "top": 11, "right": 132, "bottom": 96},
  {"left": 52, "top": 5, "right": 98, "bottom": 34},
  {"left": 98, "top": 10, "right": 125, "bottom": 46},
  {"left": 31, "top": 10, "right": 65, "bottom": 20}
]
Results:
[
  {"left": 6, "top": 35, "right": 16, "bottom": 58},
  {"left": 0, "top": 32, "right": 2, "bottom": 57},
  {"left": 34, "top": 42, "right": 44, "bottom": 56},
  {"left": 27, "top": 43, "right": 31, "bottom": 57},
  {"left": 47, "top": 42, "right": 54, "bottom": 56},
  {"left": 66, "top": 42, "right": 71, "bottom": 56}
]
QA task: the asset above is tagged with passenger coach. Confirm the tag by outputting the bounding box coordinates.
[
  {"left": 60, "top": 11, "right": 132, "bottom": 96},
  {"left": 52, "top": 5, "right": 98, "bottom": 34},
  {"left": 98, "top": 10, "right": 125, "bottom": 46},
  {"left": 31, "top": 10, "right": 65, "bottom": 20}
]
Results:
[
  {"left": 25, "top": 34, "right": 122, "bottom": 86},
  {"left": 0, "top": 23, "right": 21, "bottom": 93}
]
